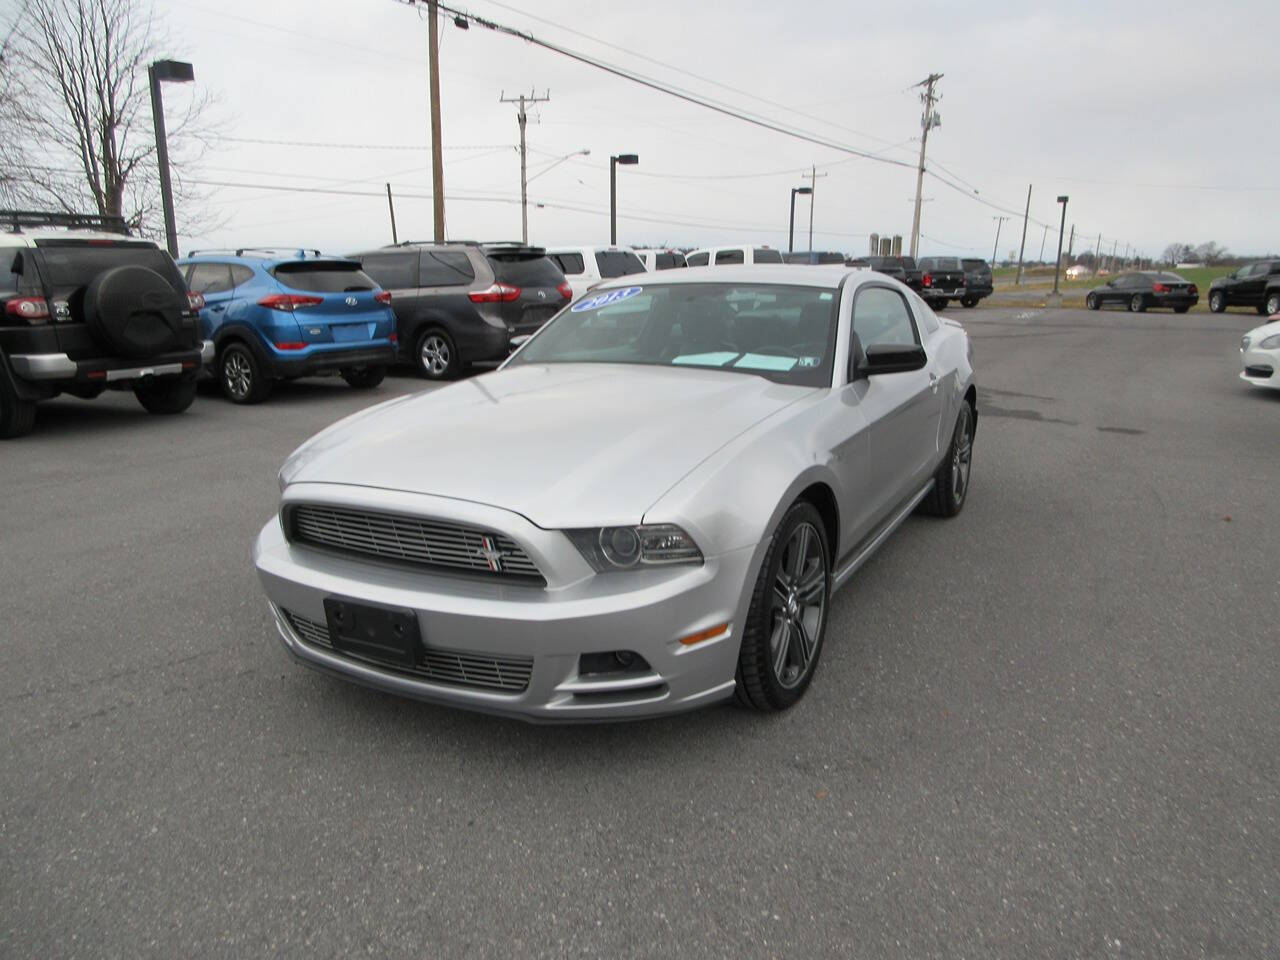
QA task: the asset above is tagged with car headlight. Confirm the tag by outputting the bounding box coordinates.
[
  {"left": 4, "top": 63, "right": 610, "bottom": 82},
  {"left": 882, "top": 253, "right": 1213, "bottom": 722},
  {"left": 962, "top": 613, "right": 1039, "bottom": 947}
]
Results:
[
  {"left": 1259, "top": 334, "right": 1280, "bottom": 350},
  {"left": 565, "top": 524, "right": 703, "bottom": 571},
  {"left": 1242, "top": 336, "right": 1251, "bottom": 351}
]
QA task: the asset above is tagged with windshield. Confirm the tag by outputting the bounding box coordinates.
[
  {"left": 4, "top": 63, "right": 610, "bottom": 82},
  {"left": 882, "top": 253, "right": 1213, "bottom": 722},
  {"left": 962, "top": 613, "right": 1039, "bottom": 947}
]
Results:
[{"left": 511, "top": 282, "right": 837, "bottom": 387}]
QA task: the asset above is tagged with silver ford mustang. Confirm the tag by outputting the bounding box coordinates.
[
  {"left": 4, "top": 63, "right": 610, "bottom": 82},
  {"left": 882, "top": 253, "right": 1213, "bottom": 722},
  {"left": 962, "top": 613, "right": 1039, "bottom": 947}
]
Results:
[{"left": 253, "top": 266, "right": 976, "bottom": 721}]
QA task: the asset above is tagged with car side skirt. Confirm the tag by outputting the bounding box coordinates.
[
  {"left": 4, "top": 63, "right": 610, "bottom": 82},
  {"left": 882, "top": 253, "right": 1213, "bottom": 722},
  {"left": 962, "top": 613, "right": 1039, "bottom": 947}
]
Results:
[{"left": 832, "top": 479, "right": 936, "bottom": 591}]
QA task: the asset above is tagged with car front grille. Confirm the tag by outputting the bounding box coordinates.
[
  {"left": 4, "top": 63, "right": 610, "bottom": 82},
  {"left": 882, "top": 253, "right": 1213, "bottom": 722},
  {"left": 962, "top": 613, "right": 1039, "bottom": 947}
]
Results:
[
  {"left": 285, "top": 503, "right": 544, "bottom": 585},
  {"left": 282, "top": 609, "right": 534, "bottom": 694}
]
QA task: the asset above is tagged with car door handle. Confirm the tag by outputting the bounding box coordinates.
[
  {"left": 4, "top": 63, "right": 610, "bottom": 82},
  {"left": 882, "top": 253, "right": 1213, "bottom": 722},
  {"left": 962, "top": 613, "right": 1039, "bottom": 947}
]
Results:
[{"left": 929, "top": 372, "right": 939, "bottom": 393}]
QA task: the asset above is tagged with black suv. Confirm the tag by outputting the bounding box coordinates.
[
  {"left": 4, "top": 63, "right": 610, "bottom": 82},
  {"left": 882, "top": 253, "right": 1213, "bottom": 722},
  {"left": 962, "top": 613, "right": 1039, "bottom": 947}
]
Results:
[
  {"left": 354, "top": 242, "right": 569, "bottom": 380},
  {"left": 1207, "top": 260, "right": 1280, "bottom": 316},
  {"left": 959, "top": 258, "right": 993, "bottom": 307},
  {"left": 1, "top": 210, "right": 207, "bottom": 439}
]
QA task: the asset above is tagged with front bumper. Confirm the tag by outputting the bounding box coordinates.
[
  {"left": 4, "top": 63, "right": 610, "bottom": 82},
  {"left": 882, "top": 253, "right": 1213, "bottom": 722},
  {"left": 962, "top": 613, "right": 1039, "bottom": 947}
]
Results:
[
  {"left": 1240, "top": 345, "right": 1279, "bottom": 389},
  {"left": 252, "top": 488, "right": 754, "bottom": 721}
]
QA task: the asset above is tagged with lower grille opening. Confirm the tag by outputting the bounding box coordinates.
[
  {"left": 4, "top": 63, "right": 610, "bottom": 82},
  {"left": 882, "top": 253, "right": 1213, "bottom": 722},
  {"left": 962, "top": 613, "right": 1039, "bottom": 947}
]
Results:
[
  {"left": 1245, "top": 365, "right": 1274, "bottom": 378},
  {"left": 282, "top": 608, "right": 532, "bottom": 694},
  {"left": 568, "top": 683, "right": 668, "bottom": 705}
]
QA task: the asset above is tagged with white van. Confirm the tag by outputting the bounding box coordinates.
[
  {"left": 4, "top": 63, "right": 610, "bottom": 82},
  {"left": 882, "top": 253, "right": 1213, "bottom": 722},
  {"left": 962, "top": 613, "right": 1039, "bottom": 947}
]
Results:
[
  {"left": 546, "top": 246, "right": 646, "bottom": 298},
  {"left": 684, "top": 245, "right": 785, "bottom": 267},
  {"left": 634, "top": 248, "right": 687, "bottom": 271}
]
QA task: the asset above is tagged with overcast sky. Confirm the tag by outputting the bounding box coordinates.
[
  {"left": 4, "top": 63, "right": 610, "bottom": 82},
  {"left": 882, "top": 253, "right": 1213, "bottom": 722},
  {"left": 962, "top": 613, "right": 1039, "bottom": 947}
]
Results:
[{"left": 144, "top": 0, "right": 1279, "bottom": 260}]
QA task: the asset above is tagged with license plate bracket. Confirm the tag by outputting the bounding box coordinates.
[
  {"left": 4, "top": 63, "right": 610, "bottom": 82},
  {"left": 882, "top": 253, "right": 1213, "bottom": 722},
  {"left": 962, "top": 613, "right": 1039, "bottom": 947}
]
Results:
[{"left": 323, "top": 597, "right": 422, "bottom": 668}]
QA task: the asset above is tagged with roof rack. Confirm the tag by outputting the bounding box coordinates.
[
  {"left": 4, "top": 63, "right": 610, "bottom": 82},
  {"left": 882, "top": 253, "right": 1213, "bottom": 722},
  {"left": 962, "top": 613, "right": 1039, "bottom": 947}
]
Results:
[
  {"left": 186, "top": 247, "right": 328, "bottom": 260},
  {"left": 1, "top": 209, "right": 130, "bottom": 235}
]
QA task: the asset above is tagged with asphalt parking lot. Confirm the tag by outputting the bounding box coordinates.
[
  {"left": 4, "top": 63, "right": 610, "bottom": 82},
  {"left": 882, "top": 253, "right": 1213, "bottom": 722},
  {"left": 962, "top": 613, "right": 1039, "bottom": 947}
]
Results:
[{"left": 2, "top": 306, "right": 1277, "bottom": 958}]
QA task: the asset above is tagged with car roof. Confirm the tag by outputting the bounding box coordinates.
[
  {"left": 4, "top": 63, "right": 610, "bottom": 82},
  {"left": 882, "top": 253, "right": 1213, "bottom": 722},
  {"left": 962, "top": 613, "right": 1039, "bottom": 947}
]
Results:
[
  {"left": 179, "top": 251, "right": 359, "bottom": 268},
  {"left": 0, "top": 229, "right": 159, "bottom": 248},
  {"left": 545, "top": 245, "right": 637, "bottom": 254},
  {"left": 588, "top": 264, "right": 872, "bottom": 290}
]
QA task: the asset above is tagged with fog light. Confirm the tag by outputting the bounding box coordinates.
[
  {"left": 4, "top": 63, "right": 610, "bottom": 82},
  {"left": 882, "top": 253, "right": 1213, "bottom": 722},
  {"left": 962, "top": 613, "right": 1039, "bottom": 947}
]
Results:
[{"left": 578, "top": 650, "right": 651, "bottom": 676}]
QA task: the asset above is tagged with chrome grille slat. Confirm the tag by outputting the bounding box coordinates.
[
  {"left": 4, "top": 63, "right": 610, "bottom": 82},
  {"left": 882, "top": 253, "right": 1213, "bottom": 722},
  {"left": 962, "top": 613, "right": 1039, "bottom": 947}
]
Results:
[
  {"left": 282, "top": 609, "right": 532, "bottom": 693},
  {"left": 287, "top": 504, "right": 545, "bottom": 584}
]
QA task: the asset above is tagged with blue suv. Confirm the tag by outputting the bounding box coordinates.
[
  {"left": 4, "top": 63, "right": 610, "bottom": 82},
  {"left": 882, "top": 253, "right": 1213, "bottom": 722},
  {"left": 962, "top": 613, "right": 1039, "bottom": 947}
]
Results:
[{"left": 177, "top": 249, "right": 397, "bottom": 403}]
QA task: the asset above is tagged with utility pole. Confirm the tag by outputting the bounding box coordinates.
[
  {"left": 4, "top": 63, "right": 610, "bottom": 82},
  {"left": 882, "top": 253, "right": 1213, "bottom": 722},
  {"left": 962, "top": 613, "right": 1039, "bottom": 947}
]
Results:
[
  {"left": 427, "top": 0, "right": 445, "bottom": 242},
  {"left": 1015, "top": 184, "right": 1031, "bottom": 285},
  {"left": 1038, "top": 223, "right": 1049, "bottom": 263},
  {"left": 1067, "top": 224, "right": 1075, "bottom": 260},
  {"left": 991, "top": 216, "right": 1009, "bottom": 268},
  {"left": 1111, "top": 239, "right": 1118, "bottom": 273},
  {"left": 806, "top": 164, "right": 827, "bottom": 252},
  {"left": 909, "top": 72, "right": 942, "bottom": 259},
  {"left": 386, "top": 183, "right": 398, "bottom": 244},
  {"left": 500, "top": 88, "right": 550, "bottom": 244},
  {"left": 1094, "top": 233, "right": 1102, "bottom": 275}
]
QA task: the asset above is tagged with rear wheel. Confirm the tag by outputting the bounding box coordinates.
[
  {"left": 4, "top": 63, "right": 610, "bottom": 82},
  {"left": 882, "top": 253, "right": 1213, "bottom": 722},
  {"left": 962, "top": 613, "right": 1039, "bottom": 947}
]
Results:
[
  {"left": 1129, "top": 294, "right": 1146, "bottom": 313},
  {"left": 0, "top": 392, "right": 36, "bottom": 439},
  {"left": 415, "top": 328, "right": 459, "bottom": 380},
  {"left": 341, "top": 365, "right": 387, "bottom": 389},
  {"left": 220, "top": 342, "right": 272, "bottom": 404},
  {"left": 735, "top": 502, "right": 830, "bottom": 712},
  {"left": 960, "top": 297, "right": 977, "bottom": 308},
  {"left": 921, "top": 402, "right": 975, "bottom": 518},
  {"left": 1086, "top": 293, "right": 1100, "bottom": 310},
  {"left": 1209, "top": 291, "right": 1225, "bottom": 313},
  {"left": 1174, "top": 305, "right": 1190, "bottom": 314},
  {"left": 133, "top": 376, "right": 196, "bottom": 415},
  {"left": 1266, "top": 292, "right": 1280, "bottom": 316}
]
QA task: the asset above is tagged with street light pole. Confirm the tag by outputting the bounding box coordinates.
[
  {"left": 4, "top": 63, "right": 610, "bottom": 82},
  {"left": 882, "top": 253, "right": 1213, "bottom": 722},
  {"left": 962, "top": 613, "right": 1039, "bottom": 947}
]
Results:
[
  {"left": 609, "top": 153, "right": 638, "bottom": 245},
  {"left": 147, "top": 59, "right": 194, "bottom": 257},
  {"left": 1052, "top": 195, "right": 1069, "bottom": 296},
  {"left": 788, "top": 186, "right": 812, "bottom": 253}
]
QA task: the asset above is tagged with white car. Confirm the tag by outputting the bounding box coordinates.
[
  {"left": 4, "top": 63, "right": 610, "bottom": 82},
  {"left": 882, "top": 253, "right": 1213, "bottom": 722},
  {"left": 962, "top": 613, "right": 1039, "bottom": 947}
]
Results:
[
  {"left": 635, "top": 249, "right": 687, "bottom": 271},
  {"left": 1240, "top": 316, "right": 1280, "bottom": 390},
  {"left": 546, "top": 246, "right": 646, "bottom": 298},
  {"left": 685, "top": 245, "right": 785, "bottom": 267}
]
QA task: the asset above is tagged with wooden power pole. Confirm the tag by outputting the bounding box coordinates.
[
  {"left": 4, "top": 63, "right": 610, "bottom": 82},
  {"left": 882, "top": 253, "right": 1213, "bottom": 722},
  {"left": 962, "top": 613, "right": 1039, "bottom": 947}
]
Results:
[
  {"left": 427, "top": 0, "right": 445, "bottom": 242},
  {"left": 909, "top": 72, "right": 942, "bottom": 259},
  {"left": 500, "top": 89, "right": 550, "bottom": 244}
]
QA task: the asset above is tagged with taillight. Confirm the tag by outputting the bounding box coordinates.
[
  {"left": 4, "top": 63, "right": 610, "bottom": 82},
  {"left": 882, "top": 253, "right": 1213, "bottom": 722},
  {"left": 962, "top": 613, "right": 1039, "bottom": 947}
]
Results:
[
  {"left": 1189, "top": 284, "right": 1198, "bottom": 295},
  {"left": 468, "top": 283, "right": 521, "bottom": 303},
  {"left": 258, "top": 293, "right": 324, "bottom": 311},
  {"left": 1152, "top": 282, "right": 1169, "bottom": 293},
  {"left": 389, "top": 332, "right": 398, "bottom": 344},
  {"left": 374, "top": 290, "right": 392, "bottom": 304},
  {"left": 187, "top": 291, "right": 206, "bottom": 310},
  {"left": 557, "top": 282, "right": 572, "bottom": 300},
  {"left": 922, "top": 273, "right": 933, "bottom": 287},
  {"left": 4, "top": 297, "right": 51, "bottom": 323}
]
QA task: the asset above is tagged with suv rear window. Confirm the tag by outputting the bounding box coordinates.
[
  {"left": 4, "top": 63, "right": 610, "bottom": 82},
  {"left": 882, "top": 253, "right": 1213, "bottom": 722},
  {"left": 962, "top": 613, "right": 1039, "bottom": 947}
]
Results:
[
  {"left": 753, "top": 248, "right": 783, "bottom": 264},
  {"left": 595, "top": 250, "right": 645, "bottom": 278},
  {"left": 961, "top": 259, "right": 989, "bottom": 271},
  {"left": 32, "top": 243, "right": 180, "bottom": 292},
  {"left": 271, "top": 261, "right": 376, "bottom": 292},
  {"left": 925, "top": 258, "right": 962, "bottom": 271},
  {"left": 489, "top": 254, "right": 564, "bottom": 286}
]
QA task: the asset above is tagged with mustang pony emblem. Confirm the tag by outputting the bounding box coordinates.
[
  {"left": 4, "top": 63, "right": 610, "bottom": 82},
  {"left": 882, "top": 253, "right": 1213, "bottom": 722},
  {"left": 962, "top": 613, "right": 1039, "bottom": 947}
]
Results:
[{"left": 474, "top": 535, "right": 507, "bottom": 572}]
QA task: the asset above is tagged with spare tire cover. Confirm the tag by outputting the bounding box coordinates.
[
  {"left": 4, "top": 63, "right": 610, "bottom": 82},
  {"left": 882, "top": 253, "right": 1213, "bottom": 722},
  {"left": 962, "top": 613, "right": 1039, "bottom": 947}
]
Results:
[{"left": 84, "top": 265, "right": 186, "bottom": 359}]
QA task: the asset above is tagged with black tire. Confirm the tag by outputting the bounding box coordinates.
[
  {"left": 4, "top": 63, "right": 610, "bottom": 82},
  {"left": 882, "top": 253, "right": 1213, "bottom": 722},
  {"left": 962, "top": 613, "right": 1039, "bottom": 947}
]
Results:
[
  {"left": 1257, "top": 304, "right": 1269, "bottom": 315},
  {"left": 1266, "top": 292, "right": 1280, "bottom": 316},
  {"left": 84, "top": 265, "right": 187, "bottom": 358},
  {"left": 415, "top": 327, "right": 459, "bottom": 380},
  {"left": 1086, "top": 293, "right": 1100, "bottom": 311},
  {"left": 341, "top": 365, "right": 387, "bottom": 389},
  {"left": 1208, "top": 291, "right": 1225, "bottom": 313},
  {"left": 920, "top": 401, "right": 975, "bottom": 518},
  {"left": 960, "top": 297, "right": 977, "bottom": 308},
  {"left": 133, "top": 375, "right": 197, "bottom": 415},
  {"left": 0, "top": 391, "right": 36, "bottom": 439},
  {"left": 735, "top": 501, "right": 830, "bottom": 712},
  {"left": 219, "top": 342, "right": 272, "bottom": 404},
  {"left": 1129, "top": 294, "right": 1146, "bottom": 313},
  {"left": 1174, "top": 306, "right": 1190, "bottom": 314}
]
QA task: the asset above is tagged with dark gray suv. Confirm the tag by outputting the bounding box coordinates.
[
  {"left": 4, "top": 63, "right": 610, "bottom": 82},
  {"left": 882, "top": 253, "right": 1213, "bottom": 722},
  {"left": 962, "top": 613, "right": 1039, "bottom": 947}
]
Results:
[{"left": 354, "top": 242, "right": 570, "bottom": 380}]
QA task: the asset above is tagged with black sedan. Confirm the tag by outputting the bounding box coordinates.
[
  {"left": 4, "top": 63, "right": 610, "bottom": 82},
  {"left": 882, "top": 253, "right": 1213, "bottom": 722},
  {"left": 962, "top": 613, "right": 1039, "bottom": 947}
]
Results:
[{"left": 1085, "top": 272, "right": 1198, "bottom": 313}]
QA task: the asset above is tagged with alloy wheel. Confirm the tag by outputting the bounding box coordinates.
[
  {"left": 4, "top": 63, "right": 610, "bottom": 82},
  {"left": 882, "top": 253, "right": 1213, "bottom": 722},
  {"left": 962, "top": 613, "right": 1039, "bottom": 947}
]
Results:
[
  {"left": 769, "top": 522, "right": 826, "bottom": 689},
  {"left": 953, "top": 405, "right": 974, "bottom": 503},
  {"left": 224, "top": 350, "right": 251, "bottom": 400},
  {"left": 420, "top": 335, "right": 450, "bottom": 377},
  {"left": 1267, "top": 294, "right": 1280, "bottom": 316}
]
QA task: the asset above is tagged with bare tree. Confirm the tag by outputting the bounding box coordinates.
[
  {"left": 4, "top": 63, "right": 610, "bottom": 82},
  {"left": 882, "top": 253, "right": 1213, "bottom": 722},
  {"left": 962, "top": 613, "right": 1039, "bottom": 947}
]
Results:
[{"left": 3, "top": 0, "right": 214, "bottom": 236}]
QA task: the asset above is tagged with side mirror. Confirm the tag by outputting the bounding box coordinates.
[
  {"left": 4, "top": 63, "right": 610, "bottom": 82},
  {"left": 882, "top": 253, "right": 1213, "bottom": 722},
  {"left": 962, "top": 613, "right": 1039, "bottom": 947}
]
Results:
[{"left": 853, "top": 342, "right": 927, "bottom": 378}]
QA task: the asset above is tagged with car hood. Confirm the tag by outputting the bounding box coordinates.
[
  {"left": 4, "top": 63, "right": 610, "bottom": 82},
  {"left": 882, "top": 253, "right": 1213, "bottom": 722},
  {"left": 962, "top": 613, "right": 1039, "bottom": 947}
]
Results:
[{"left": 283, "top": 363, "right": 815, "bottom": 528}]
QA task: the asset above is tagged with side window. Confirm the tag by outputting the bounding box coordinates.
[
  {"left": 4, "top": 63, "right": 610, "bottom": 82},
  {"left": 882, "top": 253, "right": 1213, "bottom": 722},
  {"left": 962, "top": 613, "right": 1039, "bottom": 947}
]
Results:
[
  {"left": 853, "top": 286, "right": 919, "bottom": 348},
  {"left": 686, "top": 251, "right": 709, "bottom": 267},
  {"left": 752, "top": 248, "right": 783, "bottom": 264},
  {"left": 360, "top": 252, "right": 419, "bottom": 289},
  {"left": 418, "top": 251, "right": 475, "bottom": 287},
  {"left": 188, "top": 262, "right": 234, "bottom": 295},
  {"left": 229, "top": 265, "right": 255, "bottom": 288},
  {"left": 553, "top": 253, "right": 585, "bottom": 276},
  {"left": 715, "top": 249, "right": 745, "bottom": 265},
  {"left": 908, "top": 291, "right": 940, "bottom": 336}
]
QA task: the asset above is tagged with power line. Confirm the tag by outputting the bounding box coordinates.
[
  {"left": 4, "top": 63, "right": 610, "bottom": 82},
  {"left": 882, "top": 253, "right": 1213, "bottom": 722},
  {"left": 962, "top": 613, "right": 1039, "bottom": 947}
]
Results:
[{"left": 218, "top": 135, "right": 513, "bottom": 151}]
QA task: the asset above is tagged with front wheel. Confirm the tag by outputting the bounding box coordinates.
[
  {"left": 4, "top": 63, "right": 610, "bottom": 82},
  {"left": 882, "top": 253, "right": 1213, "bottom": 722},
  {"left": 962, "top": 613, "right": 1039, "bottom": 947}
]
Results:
[
  {"left": 1209, "top": 291, "right": 1225, "bottom": 313},
  {"left": 133, "top": 376, "right": 197, "bottom": 414},
  {"left": 1265, "top": 292, "right": 1280, "bottom": 316},
  {"left": 1129, "top": 294, "right": 1146, "bottom": 313},
  {"left": 341, "top": 365, "right": 386, "bottom": 389},
  {"left": 735, "top": 502, "right": 830, "bottom": 712},
  {"left": 921, "top": 402, "right": 975, "bottom": 518},
  {"left": 1086, "top": 293, "right": 1100, "bottom": 310}
]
